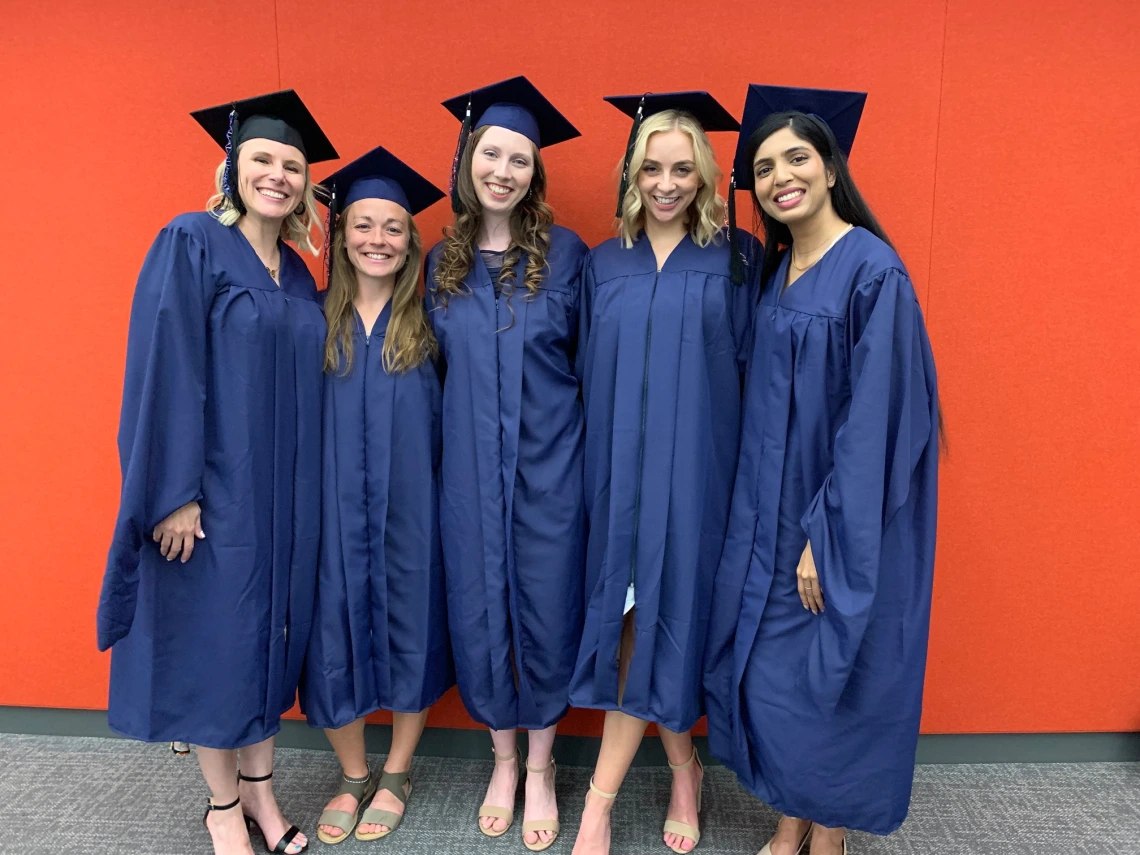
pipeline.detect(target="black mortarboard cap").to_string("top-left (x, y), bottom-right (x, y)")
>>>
top-left (604, 90), bottom-right (739, 220)
top-left (733, 84), bottom-right (867, 191)
top-left (315, 145), bottom-right (444, 281)
top-left (191, 89), bottom-right (338, 204)
top-left (441, 76), bottom-right (580, 212)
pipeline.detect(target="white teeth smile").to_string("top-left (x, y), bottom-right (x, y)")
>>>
top-left (486, 183), bottom-right (512, 196)
top-left (258, 189), bottom-right (287, 200)
top-left (776, 190), bottom-right (804, 203)
top-left (655, 196), bottom-right (678, 204)
top-left (364, 253), bottom-right (391, 261)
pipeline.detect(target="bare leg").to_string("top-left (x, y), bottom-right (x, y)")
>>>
top-left (480, 728), bottom-right (520, 834)
top-left (523, 723), bottom-right (559, 846)
top-left (572, 610), bottom-right (645, 855)
top-left (318, 717), bottom-right (369, 838)
top-left (357, 710), bottom-right (428, 835)
top-left (238, 737), bottom-right (308, 854)
top-left (660, 726), bottom-right (702, 852)
top-left (199, 747), bottom-right (254, 855)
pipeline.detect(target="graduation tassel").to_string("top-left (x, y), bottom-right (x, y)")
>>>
top-left (322, 187), bottom-right (337, 288)
top-left (728, 170), bottom-right (745, 286)
top-left (450, 96), bottom-right (472, 214)
top-left (614, 94), bottom-right (647, 220)
top-left (222, 106), bottom-right (237, 201)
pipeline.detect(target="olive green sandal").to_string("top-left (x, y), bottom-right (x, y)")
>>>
top-left (355, 769), bottom-right (412, 841)
top-left (316, 771), bottom-right (378, 845)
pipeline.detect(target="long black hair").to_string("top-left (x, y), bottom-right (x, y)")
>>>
top-left (745, 111), bottom-right (892, 291)
top-left (745, 111), bottom-right (948, 451)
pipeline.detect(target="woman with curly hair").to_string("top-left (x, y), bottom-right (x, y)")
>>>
top-left (426, 76), bottom-right (588, 853)
top-left (569, 93), bottom-right (759, 855)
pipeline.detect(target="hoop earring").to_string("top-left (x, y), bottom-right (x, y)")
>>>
top-left (294, 202), bottom-right (306, 217)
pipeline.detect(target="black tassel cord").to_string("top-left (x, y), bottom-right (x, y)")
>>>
top-left (450, 96), bottom-right (473, 214)
top-left (614, 95), bottom-right (647, 220)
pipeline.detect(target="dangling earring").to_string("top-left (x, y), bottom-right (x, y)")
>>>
top-left (294, 202), bottom-right (307, 217)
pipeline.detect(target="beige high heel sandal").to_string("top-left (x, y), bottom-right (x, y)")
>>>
top-left (477, 749), bottom-right (520, 837)
top-left (663, 747), bottom-right (704, 853)
top-left (521, 759), bottom-right (559, 852)
top-left (757, 819), bottom-right (812, 855)
top-left (588, 777), bottom-right (618, 802)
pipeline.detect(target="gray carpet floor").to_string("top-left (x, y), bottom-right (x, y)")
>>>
top-left (1, 735), bottom-right (1137, 854)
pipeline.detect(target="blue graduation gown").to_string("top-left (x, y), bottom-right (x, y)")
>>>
top-left (300, 303), bottom-right (454, 728)
top-left (569, 231), bottom-right (759, 732)
top-left (96, 212), bottom-right (325, 750)
top-left (704, 228), bottom-right (940, 834)
top-left (425, 225), bottom-right (588, 731)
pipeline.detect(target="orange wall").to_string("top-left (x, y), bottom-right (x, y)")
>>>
top-left (1, 0), bottom-right (1137, 735)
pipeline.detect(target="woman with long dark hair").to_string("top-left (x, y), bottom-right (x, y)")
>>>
top-left (704, 85), bottom-right (941, 855)
top-left (426, 76), bottom-right (589, 852)
top-left (97, 90), bottom-right (337, 855)
top-left (300, 147), bottom-right (453, 844)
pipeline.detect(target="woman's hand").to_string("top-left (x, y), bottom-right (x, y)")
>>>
top-left (152, 501), bottom-right (205, 563)
top-left (797, 540), bottom-right (824, 614)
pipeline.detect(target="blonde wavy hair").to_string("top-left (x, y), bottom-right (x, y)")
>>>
top-left (206, 143), bottom-right (324, 256)
top-left (431, 125), bottom-right (553, 313)
top-left (618, 110), bottom-right (725, 249)
top-left (322, 203), bottom-right (436, 375)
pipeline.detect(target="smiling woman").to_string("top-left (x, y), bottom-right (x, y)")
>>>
top-left (95, 89), bottom-right (338, 855)
top-left (704, 84), bottom-right (942, 855)
top-left (568, 91), bottom-right (759, 855)
top-left (424, 76), bottom-right (588, 853)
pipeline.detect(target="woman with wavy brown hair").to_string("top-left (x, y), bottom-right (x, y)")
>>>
top-left (426, 76), bottom-right (588, 852)
top-left (298, 146), bottom-right (453, 845)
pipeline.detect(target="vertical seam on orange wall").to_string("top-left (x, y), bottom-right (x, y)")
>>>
top-left (926, 0), bottom-right (951, 323)
top-left (272, 0), bottom-right (282, 86)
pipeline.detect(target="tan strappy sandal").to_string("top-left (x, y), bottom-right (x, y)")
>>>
top-left (757, 818), bottom-right (812, 855)
top-left (316, 770), bottom-right (378, 845)
top-left (478, 749), bottom-right (520, 837)
top-left (522, 758), bottom-right (559, 852)
top-left (587, 776), bottom-right (618, 802)
top-left (356, 769), bottom-right (412, 841)
top-left (663, 748), bottom-right (704, 853)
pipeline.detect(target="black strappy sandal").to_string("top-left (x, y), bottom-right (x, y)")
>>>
top-left (203, 794), bottom-right (241, 830)
top-left (239, 772), bottom-right (308, 854)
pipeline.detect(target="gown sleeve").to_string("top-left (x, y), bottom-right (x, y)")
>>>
top-left (573, 251), bottom-right (596, 386)
top-left (96, 224), bottom-right (213, 651)
top-left (800, 267), bottom-right (936, 712)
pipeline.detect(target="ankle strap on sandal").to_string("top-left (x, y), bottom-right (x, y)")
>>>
top-left (238, 772), bottom-right (273, 783)
top-left (525, 757), bottom-right (556, 774)
top-left (343, 771), bottom-right (371, 785)
top-left (668, 747), bottom-right (699, 772)
top-left (206, 796), bottom-right (241, 812)
top-left (588, 776), bottom-right (618, 800)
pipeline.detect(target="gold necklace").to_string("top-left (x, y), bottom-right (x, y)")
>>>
top-left (264, 250), bottom-right (280, 279)
top-left (791, 224), bottom-right (853, 271)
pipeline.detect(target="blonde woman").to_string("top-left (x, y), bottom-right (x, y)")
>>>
top-left (298, 146), bottom-right (453, 845)
top-left (569, 93), bottom-right (759, 855)
top-left (96, 90), bottom-right (337, 855)
top-left (427, 76), bottom-right (588, 852)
